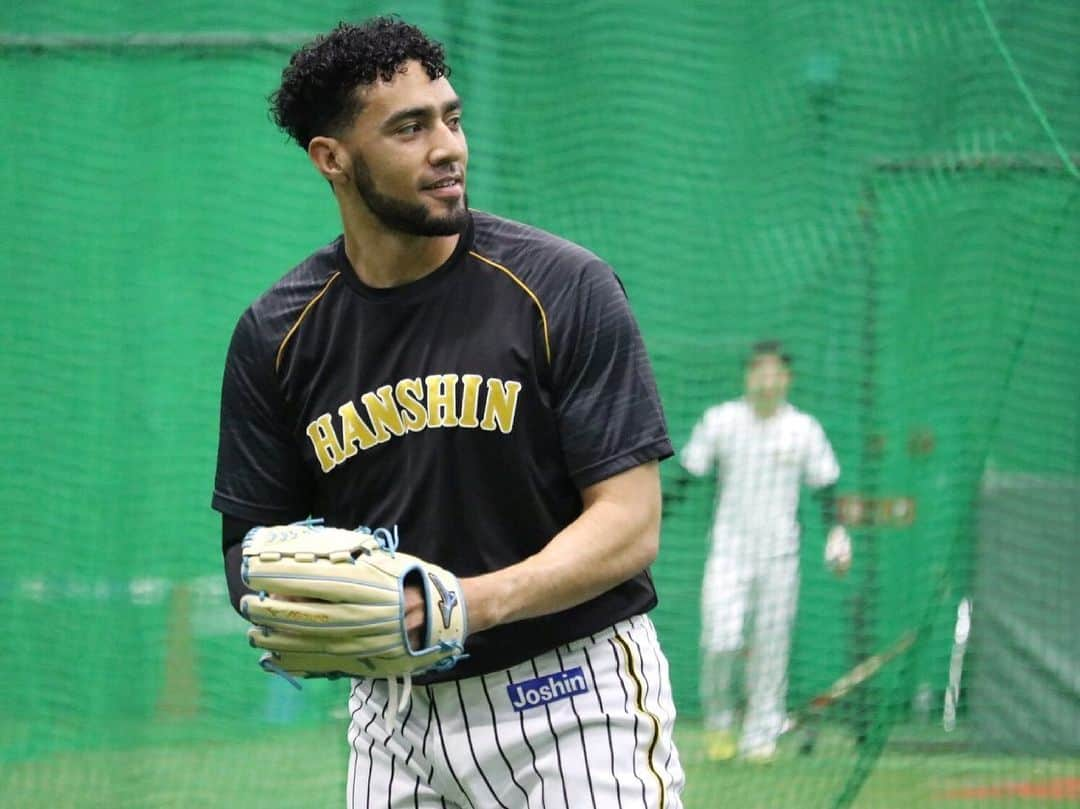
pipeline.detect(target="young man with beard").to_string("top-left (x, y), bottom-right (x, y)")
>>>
top-left (213, 17), bottom-right (684, 809)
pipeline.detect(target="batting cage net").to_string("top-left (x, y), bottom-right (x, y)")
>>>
top-left (2, 1), bottom-right (1078, 807)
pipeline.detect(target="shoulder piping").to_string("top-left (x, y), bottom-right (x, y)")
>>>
top-left (275, 272), bottom-right (342, 372)
top-left (468, 250), bottom-right (551, 364)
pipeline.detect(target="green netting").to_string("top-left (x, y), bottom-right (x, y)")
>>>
top-left (2, 1), bottom-right (1077, 807)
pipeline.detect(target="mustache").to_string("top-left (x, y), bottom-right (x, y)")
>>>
top-left (421, 166), bottom-right (465, 188)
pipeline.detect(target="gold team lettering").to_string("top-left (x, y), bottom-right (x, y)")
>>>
top-left (306, 374), bottom-right (523, 473)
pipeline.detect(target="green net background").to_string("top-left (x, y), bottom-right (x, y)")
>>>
top-left (2, 2), bottom-right (1077, 807)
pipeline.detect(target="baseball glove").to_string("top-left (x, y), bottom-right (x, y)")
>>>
top-left (239, 522), bottom-right (467, 683)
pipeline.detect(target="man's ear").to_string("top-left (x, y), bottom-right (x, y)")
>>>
top-left (308, 136), bottom-right (346, 183)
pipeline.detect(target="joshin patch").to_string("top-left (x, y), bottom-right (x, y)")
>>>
top-left (507, 667), bottom-right (589, 712)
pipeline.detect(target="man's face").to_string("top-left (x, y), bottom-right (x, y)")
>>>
top-left (745, 354), bottom-right (791, 410)
top-left (341, 60), bottom-right (469, 236)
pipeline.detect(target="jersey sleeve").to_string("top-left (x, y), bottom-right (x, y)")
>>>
top-left (803, 417), bottom-right (840, 488)
top-left (680, 409), bottom-right (719, 477)
top-left (549, 260), bottom-right (672, 489)
top-left (212, 308), bottom-right (313, 524)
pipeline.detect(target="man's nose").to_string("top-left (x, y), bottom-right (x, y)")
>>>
top-left (429, 121), bottom-right (465, 165)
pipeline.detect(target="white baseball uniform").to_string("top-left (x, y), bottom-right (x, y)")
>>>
top-left (347, 614), bottom-right (684, 809)
top-left (681, 399), bottom-right (839, 749)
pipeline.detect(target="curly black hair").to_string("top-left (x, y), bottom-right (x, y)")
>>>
top-left (270, 17), bottom-right (450, 149)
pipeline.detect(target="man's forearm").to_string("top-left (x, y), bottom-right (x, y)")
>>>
top-left (461, 461), bottom-right (661, 635)
top-left (814, 484), bottom-right (838, 527)
top-left (222, 515), bottom-right (257, 614)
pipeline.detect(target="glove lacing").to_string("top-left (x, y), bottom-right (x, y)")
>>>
top-left (369, 527), bottom-right (413, 731)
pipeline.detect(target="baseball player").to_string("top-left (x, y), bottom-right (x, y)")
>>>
top-left (213, 17), bottom-right (684, 809)
top-left (665, 340), bottom-right (851, 763)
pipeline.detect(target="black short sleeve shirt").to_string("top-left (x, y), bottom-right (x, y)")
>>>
top-left (213, 211), bottom-right (672, 679)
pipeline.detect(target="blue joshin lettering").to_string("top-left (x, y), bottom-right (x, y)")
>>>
top-left (507, 667), bottom-right (589, 711)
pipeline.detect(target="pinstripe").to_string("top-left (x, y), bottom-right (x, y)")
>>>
top-left (628, 630), bottom-right (653, 710)
top-left (364, 707), bottom-right (380, 809)
top-left (480, 673), bottom-right (531, 807)
top-left (422, 686), bottom-right (435, 759)
top-left (414, 775), bottom-right (421, 809)
top-left (653, 624), bottom-right (681, 790)
top-left (583, 645), bottom-right (624, 809)
top-left (399, 694), bottom-right (418, 768)
top-left (614, 631), bottom-right (666, 809)
top-left (388, 751), bottom-right (397, 809)
top-left (628, 629), bottom-right (662, 787)
top-left (372, 680), bottom-right (394, 807)
top-left (432, 691), bottom-right (475, 809)
top-left (508, 667), bottom-right (547, 809)
top-left (531, 658), bottom-right (571, 809)
top-left (641, 622), bottom-right (677, 775)
top-left (609, 637), bottom-right (647, 806)
top-left (347, 683), bottom-right (361, 809)
top-left (554, 647), bottom-right (597, 809)
top-left (454, 679), bottom-right (511, 809)
top-left (379, 683), bottom-right (391, 723)
top-left (349, 679), bottom-right (378, 809)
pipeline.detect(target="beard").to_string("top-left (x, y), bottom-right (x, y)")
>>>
top-left (351, 153), bottom-right (469, 237)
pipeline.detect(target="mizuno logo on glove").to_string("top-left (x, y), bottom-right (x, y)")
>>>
top-left (428, 572), bottom-right (459, 630)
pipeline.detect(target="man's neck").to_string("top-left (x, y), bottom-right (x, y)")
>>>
top-left (340, 206), bottom-right (460, 288)
top-left (750, 400), bottom-right (784, 419)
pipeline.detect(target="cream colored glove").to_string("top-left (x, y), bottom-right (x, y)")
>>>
top-left (240, 523), bottom-right (467, 681)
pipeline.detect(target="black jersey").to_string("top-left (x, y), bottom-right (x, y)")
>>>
top-left (213, 210), bottom-right (672, 681)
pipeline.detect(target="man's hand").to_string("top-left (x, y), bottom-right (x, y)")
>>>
top-left (825, 525), bottom-right (852, 577)
top-left (403, 584), bottom-right (426, 649)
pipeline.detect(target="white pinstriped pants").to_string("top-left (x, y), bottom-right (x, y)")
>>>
top-left (347, 614), bottom-right (684, 809)
top-left (700, 549), bottom-right (799, 750)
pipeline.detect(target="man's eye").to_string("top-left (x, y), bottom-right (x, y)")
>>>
top-left (446, 115), bottom-right (462, 130)
top-left (398, 123), bottom-right (422, 135)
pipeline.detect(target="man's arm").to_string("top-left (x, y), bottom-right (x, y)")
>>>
top-left (443, 461), bottom-right (661, 637)
top-left (664, 407), bottom-right (720, 516)
top-left (222, 515), bottom-right (257, 613)
top-left (661, 464), bottom-right (695, 515)
top-left (802, 418), bottom-right (852, 576)
top-left (226, 463), bottom-right (661, 641)
top-left (813, 483), bottom-right (837, 526)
